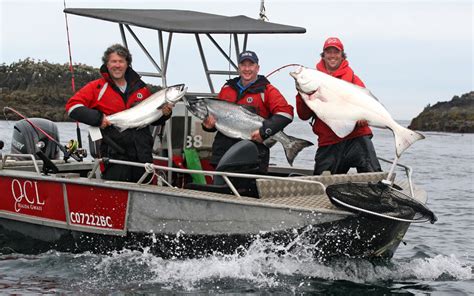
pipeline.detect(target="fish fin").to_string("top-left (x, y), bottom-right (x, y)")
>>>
top-left (280, 134), bottom-right (313, 166)
top-left (300, 91), bottom-right (324, 102)
top-left (393, 126), bottom-right (425, 157)
top-left (323, 118), bottom-right (357, 138)
top-left (351, 84), bottom-right (381, 102)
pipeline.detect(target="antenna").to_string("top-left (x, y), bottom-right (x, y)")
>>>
top-left (259, 0), bottom-right (268, 21)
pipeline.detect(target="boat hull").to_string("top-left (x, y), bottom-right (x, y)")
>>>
top-left (0, 210), bottom-right (410, 260)
top-left (0, 168), bottom-right (417, 260)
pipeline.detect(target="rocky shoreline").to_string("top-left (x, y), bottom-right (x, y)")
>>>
top-left (0, 59), bottom-right (161, 122)
top-left (2, 59), bottom-right (473, 133)
top-left (408, 92), bottom-right (474, 133)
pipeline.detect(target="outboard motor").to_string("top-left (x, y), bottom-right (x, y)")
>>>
top-left (10, 118), bottom-right (60, 160)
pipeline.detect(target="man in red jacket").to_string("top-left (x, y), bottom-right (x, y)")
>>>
top-left (202, 50), bottom-right (294, 172)
top-left (66, 44), bottom-right (172, 182)
top-left (296, 37), bottom-right (381, 175)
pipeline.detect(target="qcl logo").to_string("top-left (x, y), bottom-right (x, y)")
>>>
top-left (11, 179), bottom-right (45, 212)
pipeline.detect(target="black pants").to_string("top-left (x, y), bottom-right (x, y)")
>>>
top-left (314, 135), bottom-right (382, 175)
top-left (100, 126), bottom-right (154, 183)
top-left (102, 163), bottom-right (148, 183)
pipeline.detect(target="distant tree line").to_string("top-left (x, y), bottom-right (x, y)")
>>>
top-left (0, 59), bottom-right (161, 122)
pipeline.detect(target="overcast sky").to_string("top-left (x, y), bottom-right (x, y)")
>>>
top-left (1, 0), bottom-right (472, 119)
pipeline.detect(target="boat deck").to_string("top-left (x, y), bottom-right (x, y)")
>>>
top-left (112, 171), bottom-right (411, 213)
top-left (1, 158), bottom-right (425, 213)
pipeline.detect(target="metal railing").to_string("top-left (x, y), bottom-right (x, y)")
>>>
top-left (2, 153), bottom-right (41, 174)
top-left (378, 156), bottom-right (414, 198)
top-left (1, 153), bottom-right (415, 200)
top-left (88, 158), bottom-right (326, 198)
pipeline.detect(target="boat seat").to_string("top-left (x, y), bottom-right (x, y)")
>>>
top-left (183, 140), bottom-right (261, 198)
top-left (256, 171), bottom-right (390, 199)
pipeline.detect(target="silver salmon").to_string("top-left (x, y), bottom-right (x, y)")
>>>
top-left (183, 97), bottom-right (313, 166)
top-left (107, 84), bottom-right (187, 131)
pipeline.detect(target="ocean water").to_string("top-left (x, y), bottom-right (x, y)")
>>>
top-left (0, 120), bottom-right (473, 294)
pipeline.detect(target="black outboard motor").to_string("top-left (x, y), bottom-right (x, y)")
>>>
top-left (10, 118), bottom-right (60, 160)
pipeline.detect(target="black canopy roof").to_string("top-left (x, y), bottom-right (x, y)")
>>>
top-left (64, 8), bottom-right (306, 34)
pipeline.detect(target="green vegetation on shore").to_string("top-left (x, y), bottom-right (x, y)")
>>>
top-left (409, 92), bottom-right (474, 133)
top-left (0, 59), bottom-right (161, 122)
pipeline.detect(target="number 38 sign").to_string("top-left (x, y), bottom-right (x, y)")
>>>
top-left (186, 135), bottom-right (202, 148)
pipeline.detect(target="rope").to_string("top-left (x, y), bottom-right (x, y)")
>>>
top-left (144, 162), bottom-right (155, 174)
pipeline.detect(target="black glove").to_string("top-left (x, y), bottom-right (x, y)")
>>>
top-left (69, 106), bottom-right (103, 127)
top-left (259, 114), bottom-right (292, 140)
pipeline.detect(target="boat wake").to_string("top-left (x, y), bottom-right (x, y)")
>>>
top-left (0, 237), bottom-right (472, 294)
top-left (66, 238), bottom-right (472, 293)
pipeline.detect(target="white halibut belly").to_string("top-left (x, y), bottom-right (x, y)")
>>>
top-left (291, 66), bottom-right (425, 156)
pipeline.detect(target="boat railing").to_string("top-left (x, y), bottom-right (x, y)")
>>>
top-left (378, 156), bottom-right (415, 198)
top-left (1, 153), bottom-right (413, 199)
top-left (2, 153), bottom-right (41, 174)
top-left (89, 158), bottom-right (326, 198)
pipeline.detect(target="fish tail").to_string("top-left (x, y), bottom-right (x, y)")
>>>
top-left (115, 125), bottom-right (128, 132)
top-left (393, 126), bottom-right (425, 157)
top-left (281, 135), bottom-right (314, 166)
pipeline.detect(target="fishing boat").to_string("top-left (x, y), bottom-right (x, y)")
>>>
top-left (0, 8), bottom-right (435, 260)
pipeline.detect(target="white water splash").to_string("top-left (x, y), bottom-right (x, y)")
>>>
top-left (84, 240), bottom-right (472, 292)
top-left (397, 254), bottom-right (472, 281)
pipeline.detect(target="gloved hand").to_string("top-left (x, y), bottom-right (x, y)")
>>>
top-left (356, 120), bottom-right (368, 127)
top-left (202, 115), bottom-right (216, 129)
top-left (160, 103), bottom-right (173, 116)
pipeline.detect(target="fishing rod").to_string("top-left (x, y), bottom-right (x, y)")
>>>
top-left (63, 0), bottom-right (83, 150)
top-left (3, 107), bottom-right (83, 162)
top-left (265, 63), bottom-right (303, 78)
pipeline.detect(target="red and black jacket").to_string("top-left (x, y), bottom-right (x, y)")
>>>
top-left (66, 65), bottom-right (152, 125)
top-left (296, 60), bottom-right (372, 147)
top-left (207, 75), bottom-right (294, 165)
top-left (65, 66), bottom-right (167, 163)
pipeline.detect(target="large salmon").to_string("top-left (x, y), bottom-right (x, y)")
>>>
top-left (107, 84), bottom-right (187, 131)
top-left (183, 97), bottom-right (313, 166)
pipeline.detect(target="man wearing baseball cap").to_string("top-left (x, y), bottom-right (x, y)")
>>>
top-left (202, 50), bottom-right (294, 173)
top-left (295, 37), bottom-right (382, 175)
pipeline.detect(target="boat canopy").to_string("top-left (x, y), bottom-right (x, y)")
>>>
top-left (64, 8), bottom-right (306, 95)
top-left (63, 8), bottom-right (306, 34)
top-left (64, 8), bottom-right (307, 178)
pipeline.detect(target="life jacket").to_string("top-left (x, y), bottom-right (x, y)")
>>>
top-left (218, 75), bottom-right (293, 119)
top-left (66, 66), bottom-right (154, 163)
